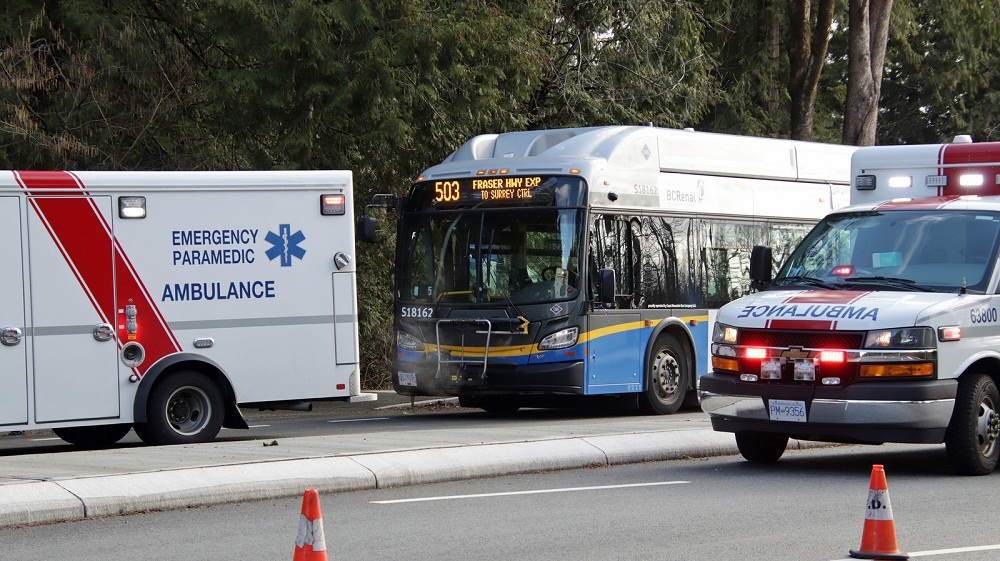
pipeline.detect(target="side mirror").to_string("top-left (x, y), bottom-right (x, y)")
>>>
top-left (750, 245), bottom-right (773, 289)
top-left (357, 216), bottom-right (378, 243)
top-left (598, 269), bottom-right (615, 304)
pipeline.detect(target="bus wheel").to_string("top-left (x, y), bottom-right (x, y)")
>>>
top-left (135, 371), bottom-right (224, 446)
top-left (640, 334), bottom-right (689, 414)
top-left (52, 424), bottom-right (132, 448)
top-left (945, 372), bottom-right (1000, 475)
top-left (736, 431), bottom-right (788, 463)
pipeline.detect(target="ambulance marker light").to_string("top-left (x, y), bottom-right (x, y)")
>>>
top-left (118, 196), bottom-right (146, 219)
top-left (939, 326), bottom-right (962, 341)
top-left (321, 194), bottom-right (346, 215)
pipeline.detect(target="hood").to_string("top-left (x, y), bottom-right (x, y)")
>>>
top-left (718, 289), bottom-right (981, 331)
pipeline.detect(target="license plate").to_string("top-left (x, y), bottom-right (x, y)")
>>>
top-left (768, 399), bottom-right (807, 422)
top-left (397, 372), bottom-right (418, 387)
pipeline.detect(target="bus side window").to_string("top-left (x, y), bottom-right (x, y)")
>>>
top-left (590, 215), bottom-right (639, 308)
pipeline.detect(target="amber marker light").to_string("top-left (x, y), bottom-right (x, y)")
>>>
top-left (860, 363), bottom-right (934, 378)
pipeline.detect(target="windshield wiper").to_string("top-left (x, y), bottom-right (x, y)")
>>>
top-left (771, 275), bottom-right (841, 290)
top-left (843, 276), bottom-right (935, 292)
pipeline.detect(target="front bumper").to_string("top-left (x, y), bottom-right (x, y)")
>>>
top-left (699, 372), bottom-right (957, 444)
top-left (392, 359), bottom-right (586, 397)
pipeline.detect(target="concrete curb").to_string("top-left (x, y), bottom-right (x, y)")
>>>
top-left (0, 429), bottom-right (829, 528)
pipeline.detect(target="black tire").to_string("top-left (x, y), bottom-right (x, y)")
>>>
top-left (639, 334), bottom-right (689, 414)
top-left (736, 431), bottom-right (789, 463)
top-left (134, 371), bottom-right (224, 446)
top-left (52, 424), bottom-right (132, 448)
top-left (945, 373), bottom-right (1000, 475)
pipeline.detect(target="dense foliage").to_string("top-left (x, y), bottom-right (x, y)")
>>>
top-left (3, 0), bottom-right (998, 386)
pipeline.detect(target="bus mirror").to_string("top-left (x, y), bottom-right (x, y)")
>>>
top-left (598, 269), bottom-right (616, 304)
top-left (750, 245), bottom-right (772, 289)
top-left (357, 216), bottom-right (378, 243)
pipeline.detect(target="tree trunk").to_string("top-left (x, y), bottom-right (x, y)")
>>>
top-left (842, 0), bottom-right (894, 146)
top-left (787, 0), bottom-right (835, 141)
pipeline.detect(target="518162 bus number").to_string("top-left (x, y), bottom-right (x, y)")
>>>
top-left (401, 306), bottom-right (434, 318)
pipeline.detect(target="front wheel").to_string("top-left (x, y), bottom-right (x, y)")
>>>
top-left (52, 424), bottom-right (132, 448)
top-left (134, 371), bottom-right (224, 445)
top-left (945, 373), bottom-right (1000, 475)
top-left (736, 431), bottom-right (788, 463)
top-left (639, 334), bottom-right (689, 414)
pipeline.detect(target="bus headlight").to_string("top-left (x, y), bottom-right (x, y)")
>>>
top-left (538, 327), bottom-right (579, 350)
top-left (864, 327), bottom-right (934, 349)
top-left (397, 330), bottom-right (425, 351)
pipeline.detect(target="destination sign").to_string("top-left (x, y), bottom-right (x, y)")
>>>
top-left (406, 175), bottom-right (587, 211)
top-left (433, 176), bottom-right (543, 204)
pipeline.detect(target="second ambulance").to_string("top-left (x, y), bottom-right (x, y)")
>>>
top-left (700, 138), bottom-right (1000, 475)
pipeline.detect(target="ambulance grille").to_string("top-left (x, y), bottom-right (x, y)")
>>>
top-left (738, 329), bottom-right (864, 351)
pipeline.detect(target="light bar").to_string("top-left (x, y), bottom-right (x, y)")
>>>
top-left (925, 175), bottom-right (948, 187)
top-left (960, 174), bottom-right (984, 187)
top-left (888, 176), bottom-right (912, 188)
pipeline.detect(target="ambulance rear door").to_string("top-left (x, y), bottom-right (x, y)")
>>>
top-left (0, 196), bottom-right (28, 425)
top-left (27, 196), bottom-right (121, 422)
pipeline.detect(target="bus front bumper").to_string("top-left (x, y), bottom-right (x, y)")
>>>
top-left (698, 372), bottom-right (957, 445)
top-left (392, 359), bottom-right (585, 397)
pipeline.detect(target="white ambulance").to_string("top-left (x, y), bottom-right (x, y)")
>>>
top-left (1, 170), bottom-right (368, 446)
top-left (700, 138), bottom-right (1000, 475)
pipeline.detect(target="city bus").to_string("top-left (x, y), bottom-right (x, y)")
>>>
top-left (369, 126), bottom-right (855, 413)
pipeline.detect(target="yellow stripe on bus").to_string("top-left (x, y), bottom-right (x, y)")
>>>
top-left (423, 314), bottom-right (708, 358)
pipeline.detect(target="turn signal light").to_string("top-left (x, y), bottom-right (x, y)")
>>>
top-left (712, 356), bottom-right (740, 372)
top-left (860, 363), bottom-right (934, 378)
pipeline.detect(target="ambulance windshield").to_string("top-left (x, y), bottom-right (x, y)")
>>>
top-left (776, 210), bottom-right (1000, 294)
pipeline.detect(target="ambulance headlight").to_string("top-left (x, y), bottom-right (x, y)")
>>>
top-left (396, 330), bottom-right (424, 351)
top-left (538, 327), bottom-right (578, 350)
top-left (119, 196), bottom-right (146, 219)
top-left (713, 322), bottom-right (738, 344)
top-left (864, 327), bottom-right (934, 349)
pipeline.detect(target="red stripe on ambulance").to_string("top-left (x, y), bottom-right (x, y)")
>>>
top-left (14, 170), bottom-right (180, 378)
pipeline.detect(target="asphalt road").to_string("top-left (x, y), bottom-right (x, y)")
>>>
top-left (3, 443), bottom-right (998, 561)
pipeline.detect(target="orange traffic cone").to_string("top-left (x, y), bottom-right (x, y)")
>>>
top-left (849, 465), bottom-right (909, 560)
top-left (294, 489), bottom-right (328, 561)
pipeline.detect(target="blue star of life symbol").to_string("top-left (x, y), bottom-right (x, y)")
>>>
top-left (265, 224), bottom-right (306, 267)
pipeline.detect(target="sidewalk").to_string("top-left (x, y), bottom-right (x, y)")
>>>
top-left (0, 396), bottom-right (814, 529)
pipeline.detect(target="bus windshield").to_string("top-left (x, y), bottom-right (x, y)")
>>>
top-left (398, 207), bottom-right (583, 304)
top-left (776, 209), bottom-right (1000, 293)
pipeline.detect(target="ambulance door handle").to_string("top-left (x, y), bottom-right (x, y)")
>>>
top-left (1, 327), bottom-right (21, 346)
top-left (93, 323), bottom-right (114, 342)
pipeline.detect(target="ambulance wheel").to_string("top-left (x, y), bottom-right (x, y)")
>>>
top-left (736, 431), bottom-right (788, 463)
top-left (135, 371), bottom-right (224, 445)
top-left (639, 334), bottom-right (689, 414)
top-left (52, 424), bottom-right (132, 448)
top-left (945, 372), bottom-right (1000, 475)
